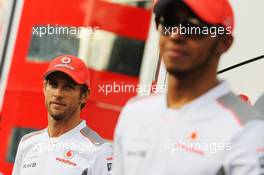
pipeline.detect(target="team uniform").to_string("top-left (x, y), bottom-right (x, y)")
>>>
top-left (113, 81), bottom-right (264, 175)
top-left (255, 94), bottom-right (264, 115)
top-left (12, 120), bottom-right (112, 175)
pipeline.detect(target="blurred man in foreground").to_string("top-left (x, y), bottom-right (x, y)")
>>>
top-left (113, 0), bottom-right (264, 174)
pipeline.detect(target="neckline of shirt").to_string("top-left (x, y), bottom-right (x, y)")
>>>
top-left (44, 120), bottom-right (87, 142)
top-left (163, 81), bottom-right (231, 115)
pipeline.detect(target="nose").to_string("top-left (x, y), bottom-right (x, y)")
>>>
top-left (53, 87), bottom-right (64, 99)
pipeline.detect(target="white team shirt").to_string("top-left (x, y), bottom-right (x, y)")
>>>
top-left (113, 81), bottom-right (264, 175)
top-left (12, 120), bottom-right (112, 175)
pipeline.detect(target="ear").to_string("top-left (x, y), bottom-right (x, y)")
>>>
top-left (218, 35), bottom-right (233, 55)
top-left (80, 90), bottom-right (89, 104)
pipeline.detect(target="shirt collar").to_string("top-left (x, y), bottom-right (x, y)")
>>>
top-left (165, 80), bottom-right (231, 111)
top-left (45, 120), bottom-right (87, 142)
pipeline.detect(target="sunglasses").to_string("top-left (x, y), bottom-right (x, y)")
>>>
top-left (157, 16), bottom-right (224, 38)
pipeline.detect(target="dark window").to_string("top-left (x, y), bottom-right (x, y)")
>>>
top-left (27, 27), bottom-right (145, 77)
top-left (27, 25), bottom-right (80, 62)
top-left (85, 30), bottom-right (145, 77)
top-left (107, 36), bottom-right (145, 76)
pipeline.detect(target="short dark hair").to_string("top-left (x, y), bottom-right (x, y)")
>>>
top-left (80, 85), bottom-right (90, 109)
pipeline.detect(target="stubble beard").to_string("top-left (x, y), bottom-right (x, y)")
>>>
top-left (166, 57), bottom-right (211, 82)
top-left (48, 105), bottom-right (78, 122)
top-left (166, 40), bottom-right (220, 81)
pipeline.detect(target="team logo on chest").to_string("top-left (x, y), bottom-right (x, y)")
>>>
top-left (64, 149), bottom-right (74, 159)
top-left (56, 150), bottom-right (76, 166)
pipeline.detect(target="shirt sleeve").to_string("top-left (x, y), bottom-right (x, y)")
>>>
top-left (12, 140), bottom-right (23, 175)
top-left (222, 121), bottom-right (264, 175)
top-left (90, 143), bottom-right (113, 175)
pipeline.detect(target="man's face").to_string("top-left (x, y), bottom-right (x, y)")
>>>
top-left (158, 3), bottom-right (224, 76)
top-left (43, 72), bottom-right (85, 121)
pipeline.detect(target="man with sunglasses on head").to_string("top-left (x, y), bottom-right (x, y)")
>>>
top-left (112, 0), bottom-right (264, 174)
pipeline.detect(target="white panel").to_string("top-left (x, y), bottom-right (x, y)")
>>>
top-left (0, 0), bottom-right (24, 110)
top-left (219, 0), bottom-right (264, 103)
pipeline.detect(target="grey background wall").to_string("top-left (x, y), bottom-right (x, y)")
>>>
top-left (219, 0), bottom-right (264, 103)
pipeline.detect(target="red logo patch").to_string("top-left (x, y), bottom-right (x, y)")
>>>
top-left (190, 132), bottom-right (197, 141)
top-left (64, 150), bottom-right (74, 159)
